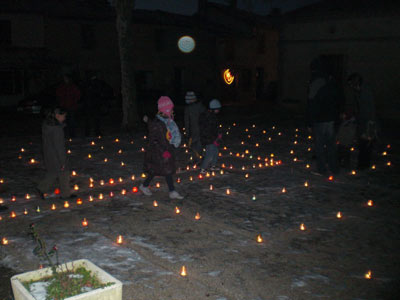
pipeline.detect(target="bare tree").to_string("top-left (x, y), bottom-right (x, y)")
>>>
top-left (114, 0), bottom-right (139, 129)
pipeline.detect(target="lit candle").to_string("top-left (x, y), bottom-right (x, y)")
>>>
top-left (156, 182), bottom-right (160, 188)
top-left (72, 170), bottom-right (77, 176)
top-left (132, 187), bottom-right (138, 193)
top-left (336, 211), bottom-right (342, 219)
top-left (82, 218), bottom-right (88, 227)
top-left (51, 204), bottom-right (56, 210)
top-left (25, 194), bottom-right (30, 200)
top-left (121, 189), bottom-right (127, 195)
top-left (11, 196), bottom-right (16, 201)
top-left (195, 212), bottom-right (201, 220)
top-left (351, 170), bottom-right (356, 175)
top-left (64, 201), bottom-right (69, 208)
top-left (209, 184), bottom-right (213, 191)
top-left (88, 154), bottom-right (92, 159)
top-left (1, 237), bottom-right (8, 245)
top-left (300, 223), bottom-right (306, 231)
top-left (364, 270), bottom-right (372, 279)
top-left (99, 193), bottom-right (104, 200)
top-left (304, 181), bottom-right (309, 187)
top-left (117, 235), bottom-right (123, 244)
top-left (131, 175), bottom-right (135, 181)
top-left (153, 200), bottom-right (158, 207)
top-left (77, 198), bottom-right (83, 205)
top-left (226, 189), bottom-right (230, 195)
top-left (256, 234), bottom-right (263, 243)
top-left (367, 200), bottom-right (373, 206)
top-left (89, 195), bottom-right (94, 202)
top-left (74, 184), bottom-right (79, 191)
top-left (24, 208), bottom-right (28, 215)
top-left (109, 178), bottom-right (114, 184)
top-left (180, 266), bottom-right (187, 277)
top-left (11, 211), bottom-right (16, 218)
top-left (282, 187), bottom-right (286, 193)
top-left (175, 206), bottom-right (180, 214)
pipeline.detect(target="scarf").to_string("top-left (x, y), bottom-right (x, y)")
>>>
top-left (156, 114), bottom-right (181, 148)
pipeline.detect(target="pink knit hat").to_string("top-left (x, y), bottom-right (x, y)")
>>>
top-left (157, 96), bottom-right (174, 117)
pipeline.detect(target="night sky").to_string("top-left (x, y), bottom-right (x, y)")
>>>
top-left (133, 0), bottom-right (323, 15)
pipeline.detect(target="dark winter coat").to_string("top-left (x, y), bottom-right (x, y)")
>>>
top-left (144, 117), bottom-right (176, 176)
top-left (184, 101), bottom-right (206, 139)
top-left (355, 82), bottom-right (376, 136)
top-left (42, 120), bottom-right (67, 173)
top-left (199, 111), bottom-right (218, 146)
top-left (306, 74), bottom-right (340, 126)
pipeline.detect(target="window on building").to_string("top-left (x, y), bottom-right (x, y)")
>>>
top-left (0, 20), bottom-right (12, 45)
top-left (81, 24), bottom-right (96, 50)
top-left (0, 69), bottom-right (23, 95)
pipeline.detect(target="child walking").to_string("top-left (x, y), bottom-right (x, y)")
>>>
top-left (199, 99), bottom-right (222, 174)
top-left (140, 96), bottom-right (184, 199)
top-left (36, 108), bottom-right (76, 200)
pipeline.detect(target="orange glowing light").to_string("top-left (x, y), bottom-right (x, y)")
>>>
top-left (180, 266), bottom-right (187, 277)
top-left (30, 158), bottom-right (36, 164)
top-left (121, 189), bottom-right (127, 195)
top-left (89, 182), bottom-right (94, 188)
top-left (54, 188), bottom-right (60, 195)
top-left (282, 187), bottom-right (286, 193)
top-left (351, 170), bottom-right (356, 175)
top-left (51, 204), bottom-right (56, 210)
top-left (89, 195), bottom-right (94, 202)
top-left (367, 200), bottom-right (373, 206)
top-left (195, 212), bottom-right (201, 220)
top-left (226, 189), bottom-right (231, 195)
top-left (141, 173), bottom-right (146, 178)
top-left (153, 200), bottom-right (158, 207)
top-left (104, 158), bottom-right (108, 162)
top-left (109, 178), bottom-right (114, 184)
top-left (300, 223), bottom-right (306, 231)
top-left (304, 181), bottom-right (309, 187)
top-left (132, 186), bottom-right (138, 193)
top-left (156, 182), bottom-right (160, 188)
top-left (245, 173), bottom-right (249, 178)
top-left (72, 170), bottom-right (77, 176)
top-left (118, 177), bottom-right (123, 183)
top-left (387, 161), bottom-right (391, 166)
top-left (25, 194), bottom-right (30, 200)
top-left (175, 206), bottom-right (181, 214)
top-left (223, 69), bottom-right (235, 85)
top-left (177, 177), bottom-right (181, 183)
top-left (328, 176), bottom-right (333, 181)
top-left (364, 270), bottom-right (372, 279)
top-left (100, 180), bottom-right (105, 186)
top-left (82, 218), bottom-right (88, 227)
top-left (256, 234), bottom-right (263, 243)
top-left (88, 154), bottom-right (92, 159)
top-left (371, 165), bottom-right (376, 170)
top-left (11, 211), bottom-right (16, 218)
top-left (77, 198), bottom-right (83, 205)
top-left (24, 208), bottom-right (28, 215)
top-left (74, 184), bottom-right (79, 191)
top-left (99, 193), bottom-right (104, 200)
top-left (336, 211), bottom-right (342, 219)
top-left (64, 201), bottom-right (69, 208)
top-left (115, 138), bottom-right (120, 143)
top-left (117, 235), bottom-right (123, 244)
top-left (209, 184), bottom-right (214, 191)
top-left (2, 237), bottom-right (8, 245)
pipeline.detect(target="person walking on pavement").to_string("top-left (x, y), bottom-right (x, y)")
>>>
top-left (36, 108), bottom-right (76, 200)
top-left (139, 96), bottom-right (184, 200)
top-left (184, 91), bottom-right (206, 164)
top-left (347, 73), bottom-right (377, 170)
top-left (199, 99), bottom-right (222, 174)
top-left (56, 74), bottom-right (81, 138)
top-left (306, 57), bottom-right (340, 176)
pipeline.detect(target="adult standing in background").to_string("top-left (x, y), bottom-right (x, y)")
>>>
top-left (306, 57), bottom-right (340, 176)
top-left (347, 73), bottom-right (377, 170)
top-left (56, 74), bottom-right (81, 138)
top-left (184, 91), bottom-right (206, 164)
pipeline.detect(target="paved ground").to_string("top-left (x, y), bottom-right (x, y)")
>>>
top-left (1, 107), bottom-right (399, 300)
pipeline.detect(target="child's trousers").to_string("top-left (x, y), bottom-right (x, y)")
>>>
top-left (201, 144), bottom-right (218, 170)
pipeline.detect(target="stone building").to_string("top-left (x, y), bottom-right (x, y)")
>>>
top-left (279, 0), bottom-right (400, 120)
top-left (0, 0), bottom-right (279, 111)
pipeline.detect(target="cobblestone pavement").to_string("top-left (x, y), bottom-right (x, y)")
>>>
top-left (1, 110), bottom-right (399, 300)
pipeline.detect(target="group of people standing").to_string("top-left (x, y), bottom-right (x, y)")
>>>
top-left (306, 56), bottom-right (377, 176)
top-left (35, 91), bottom-right (222, 202)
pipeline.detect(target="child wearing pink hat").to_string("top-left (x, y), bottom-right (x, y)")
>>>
top-left (140, 96), bottom-right (184, 199)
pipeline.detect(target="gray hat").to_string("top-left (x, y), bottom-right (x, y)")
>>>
top-left (209, 99), bottom-right (221, 110)
top-left (185, 91), bottom-right (197, 104)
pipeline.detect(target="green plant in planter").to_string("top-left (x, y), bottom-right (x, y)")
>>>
top-left (27, 224), bottom-right (113, 300)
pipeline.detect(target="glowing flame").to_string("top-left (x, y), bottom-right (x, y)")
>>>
top-left (121, 189), bottom-right (127, 195)
top-left (336, 211), bottom-right (342, 219)
top-left (300, 223), bottom-right (306, 231)
top-left (99, 193), bottom-right (104, 200)
top-left (223, 69), bottom-right (234, 85)
top-left (304, 181), bottom-right (309, 187)
top-left (195, 212), bottom-right (201, 220)
top-left (74, 184), bottom-right (79, 191)
top-left (132, 187), bottom-right (138, 193)
top-left (364, 270), bottom-right (372, 279)
top-left (51, 204), bottom-right (56, 210)
top-left (226, 189), bottom-right (231, 195)
top-left (109, 178), bottom-right (114, 184)
top-left (351, 170), bottom-right (356, 175)
top-left (100, 180), bottom-right (105, 186)
top-left (282, 187), bottom-right (286, 193)
top-left (117, 235), bottom-right (123, 244)
top-left (180, 266), bottom-right (187, 276)
top-left (367, 200), bottom-right (373, 206)
top-left (256, 234), bottom-right (263, 243)
top-left (88, 154), bottom-right (92, 159)
top-left (2, 237), bottom-right (8, 245)
top-left (25, 194), bottom-right (30, 200)
top-left (89, 195), bottom-right (94, 202)
top-left (328, 176), bottom-right (333, 181)
top-left (82, 218), bottom-right (88, 227)
top-left (11, 211), bottom-right (16, 218)
top-left (175, 206), bottom-right (181, 214)
top-left (209, 184), bottom-right (214, 191)
top-left (64, 201), bottom-right (69, 208)
top-left (72, 170), bottom-right (77, 176)
top-left (153, 200), bottom-right (158, 207)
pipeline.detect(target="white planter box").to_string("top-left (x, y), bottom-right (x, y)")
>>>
top-left (11, 259), bottom-right (122, 300)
